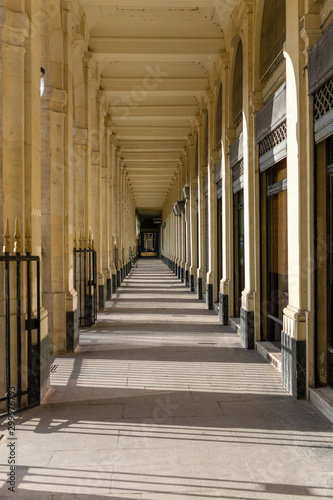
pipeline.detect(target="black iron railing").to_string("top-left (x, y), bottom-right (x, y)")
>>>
top-left (74, 233), bottom-right (97, 327)
top-left (0, 219), bottom-right (41, 416)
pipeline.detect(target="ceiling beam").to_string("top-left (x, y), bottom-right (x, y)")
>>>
top-left (110, 105), bottom-right (198, 118)
top-left (120, 140), bottom-right (186, 150)
top-left (90, 37), bottom-right (224, 55)
top-left (102, 76), bottom-right (209, 91)
top-left (115, 126), bottom-right (190, 138)
top-left (123, 151), bottom-right (180, 160)
top-left (82, 0), bottom-right (217, 6)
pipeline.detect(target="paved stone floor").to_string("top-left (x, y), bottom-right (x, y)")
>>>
top-left (1, 259), bottom-right (333, 499)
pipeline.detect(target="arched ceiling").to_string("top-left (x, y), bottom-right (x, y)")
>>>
top-left (79, 0), bottom-right (237, 216)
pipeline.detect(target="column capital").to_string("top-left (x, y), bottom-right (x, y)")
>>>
top-left (204, 89), bottom-right (214, 105)
top-left (299, 14), bottom-right (322, 55)
top-left (187, 135), bottom-right (194, 147)
top-left (74, 127), bottom-right (88, 147)
top-left (0, 8), bottom-right (29, 47)
top-left (210, 149), bottom-right (221, 165)
top-left (225, 127), bottom-right (237, 148)
top-left (195, 114), bottom-right (203, 128)
top-left (249, 91), bottom-right (263, 115)
top-left (42, 87), bottom-right (68, 113)
top-left (110, 134), bottom-right (118, 146)
top-left (84, 50), bottom-right (94, 68)
top-left (105, 115), bottom-right (113, 130)
top-left (96, 89), bottom-right (106, 105)
top-left (91, 151), bottom-right (100, 166)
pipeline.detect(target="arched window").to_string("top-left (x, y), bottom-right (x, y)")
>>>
top-left (260, 0), bottom-right (286, 81)
top-left (215, 83), bottom-right (222, 148)
top-left (232, 41), bottom-right (243, 124)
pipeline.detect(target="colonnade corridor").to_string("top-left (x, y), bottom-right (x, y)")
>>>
top-left (0, 259), bottom-right (333, 499)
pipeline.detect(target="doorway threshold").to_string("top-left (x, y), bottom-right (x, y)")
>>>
top-left (229, 317), bottom-right (240, 335)
top-left (309, 386), bottom-right (333, 424)
top-left (256, 341), bottom-right (282, 371)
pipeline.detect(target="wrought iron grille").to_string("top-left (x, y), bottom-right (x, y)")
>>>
top-left (0, 219), bottom-right (41, 416)
top-left (314, 77), bottom-right (333, 122)
top-left (232, 160), bottom-right (244, 183)
top-left (258, 121), bottom-right (287, 157)
top-left (73, 234), bottom-right (97, 327)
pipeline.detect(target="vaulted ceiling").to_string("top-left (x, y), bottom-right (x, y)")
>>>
top-left (79, 0), bottom-right (237, 216)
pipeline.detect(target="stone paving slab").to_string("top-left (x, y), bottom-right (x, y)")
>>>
top-left (0, 259), bottom-right (333, 499)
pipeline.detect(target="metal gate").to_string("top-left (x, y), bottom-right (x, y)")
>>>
top-left (0, 220), bottom-right (41, 416)
top-left (74, 234), bottom-right (97, 327)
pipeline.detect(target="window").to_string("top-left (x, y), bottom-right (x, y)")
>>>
top-left (215, 83), bottom-right (222, 148)
top-left (232, 41), bottom-right (243, 124)
top-left (261, 158), bottom-right (288, 343)
top-left (260, 0), bottom-right (286, 81)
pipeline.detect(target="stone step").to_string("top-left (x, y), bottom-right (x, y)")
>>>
top-left (256, 341), bottom-right (282, 372)
top-left (309, 386), bottom-right (333, 424)
top-left (229, 317), bottom-right (240, 335)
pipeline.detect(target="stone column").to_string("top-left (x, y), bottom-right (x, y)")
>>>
top-left (281, 0), bottom-right (311, 398)
top-left (188, 135), bottom-right (197, 292)
top-left (119, 164), bottom-right (123, 280)
top-left (104, 116), bottom-right (112, 300)
top-left (110, 135), bottom-right (117, 293)
top-left (184, 143), bottom-right (191, 287)
top-left (96, 91), bottom-right (106, 311)
top-left (215, 57), bottom-right (230, 325)
top-left (179, 160), bottom-right (185, 282)
top-left (24, 0), bottom-right (50, 397)
top-left (41, 87), bottom-right (68, 355)
top-left (114, 148), bottom-right (121, 287)
top-left (0, 5), bottom-right (28, 241)
top-left (74, 128), bottom-right (88, 235)
top-left (197, 114), bottom-right (207, 300)
top-left (206, 91), bottom-right (215, 310)
top-left (62, 0), bottom-right (79, 352)
top-left (240, 7), bottom-right (256, 350)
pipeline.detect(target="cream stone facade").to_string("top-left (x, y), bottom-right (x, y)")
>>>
top-left (1, 0), bottom-right (333, 415)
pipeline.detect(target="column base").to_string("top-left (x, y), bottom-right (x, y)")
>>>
top-left (281, 331), bottom-right (306, 399)
top-left (99, 284), bottom-right (105, 311)
top-left (180, 267), bottom-right (184, 282)
top-left (240, 307), bottom-right (254, 349)
top-left (40, 333), bottom-right (50, 401)
top-left (219, 293), bottom-right (229, 325)
top-left (112, 273), bottom-right (117, 293)
top-left (66, 308), bottom-right (79, 353)
top-left (190, 274), bottom-right (194, 292)
top-left (185, 270), bottom-right (189, 287)
top-left (206, 283), bottom-right (213, 310)
top-left (117, 270), bottom-right (121, 287)
top-left (197, 277), bottom-right (203, 299)
top-left (329, 350), bottom-right (333, 386)
top-left (177, 265), bottom-right (181, 279)
top-left (107, 278), bottom-right (112, 300)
